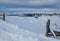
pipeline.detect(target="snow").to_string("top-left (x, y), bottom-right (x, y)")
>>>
top-left (5, 16), bottom-right (47, 34)
top-left (0, 20), bottom-right (40, 41)
top-left (0, 20), bottom-right (59, 41)
top-left (0, 13), bottom-right (60, 41)
top-left (46, 16), bottom-right (60, 32)
top-left (50, 29), bottom-right (56, 38)
top-left (5, 16), bottom-right (60, 34)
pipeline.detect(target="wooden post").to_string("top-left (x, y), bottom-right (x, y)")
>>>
top-left (45, 19), bottom-right (56, 38)
top-left (46, 19), bottom-right (51, 36)
top-left (3, 13), bottom-right (5, 21)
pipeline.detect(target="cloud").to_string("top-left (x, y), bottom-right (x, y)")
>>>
top-left (26, 0), bottom-right (58, 6)
top-left (0, 0), bottom-right (59, 6)
top-left (0, 0), bottom-right (60, 9)
top-left (0, 8), bottom-right (60, 14)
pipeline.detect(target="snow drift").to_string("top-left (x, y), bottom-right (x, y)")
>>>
top-left (0, 20), bottom-right (59, 41)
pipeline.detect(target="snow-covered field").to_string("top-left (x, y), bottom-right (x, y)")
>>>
top-left (5, 16), bottom-right (60, 34)
top-left (0, 15), bottom-right (60, 41)
top-left (0, 19), bottom-right (59, 41)
top-left (6, 16), bottom-right (47, 34)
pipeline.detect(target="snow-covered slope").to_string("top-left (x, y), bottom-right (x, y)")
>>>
top-left (6, 16), bottom-right (60, 34)
top-left (6, 16), bottom-right (47, 34)
top-left (0, 20), bottom-right (59, 41)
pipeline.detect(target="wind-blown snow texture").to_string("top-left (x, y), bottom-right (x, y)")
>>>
top-left (6, 16), bottom-right (60, 34)
top-left (0, 14), bottom-right (60, 41)
top-left (0, 20), bottom-right (59, 41)
top-left (5, 16), bottom-right (47, 34)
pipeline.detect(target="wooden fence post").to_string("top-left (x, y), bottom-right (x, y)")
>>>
top-left (3, 13), bottom-right (5, 21)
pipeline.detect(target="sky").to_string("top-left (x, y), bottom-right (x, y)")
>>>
top-left (0, 0), bottom-right (60, 9)
top-left (0, 0), bottom-right (60, 13)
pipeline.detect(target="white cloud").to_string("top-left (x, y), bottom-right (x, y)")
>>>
top-left (0, 8), bottom-right (60, 14)
top-left (27, 0), bottom-right (58, 6)
top-left (0, 0), bottom-right (59, 6)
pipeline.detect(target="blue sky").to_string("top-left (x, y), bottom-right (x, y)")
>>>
top-left (0, 0), bottom-right (60, 9)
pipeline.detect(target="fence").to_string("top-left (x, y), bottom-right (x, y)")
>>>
top-left (0, 13), bottom-right (5, 21)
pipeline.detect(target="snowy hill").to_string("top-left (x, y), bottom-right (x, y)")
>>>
top-left (0, 20), bottom-right (59, 41)
top-left (5, 16), bottom-right (47, 34)
top-left (5, 16), bottom-right (60, 34)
